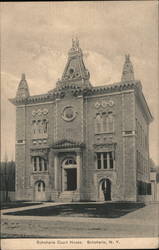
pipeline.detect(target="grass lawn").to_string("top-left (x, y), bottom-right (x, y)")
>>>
top-left (4, 202), bottom-right (145, 218)
top-left (1, 201), bottom-right (42, 210)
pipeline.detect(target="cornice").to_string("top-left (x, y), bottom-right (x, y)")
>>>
top-left (9, 80), bottom-right (142, 106)
top-left (134, 87), bottom-right (153, 124)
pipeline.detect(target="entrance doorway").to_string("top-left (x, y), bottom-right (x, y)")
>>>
top-left (99, 178), bottom-right (111, 201)
top-left (62, 157), bottom-right (77, 192)
top-left (65, 168), bottom-right (77, 191)
top-left (34, 180), bottom-right (46, 201)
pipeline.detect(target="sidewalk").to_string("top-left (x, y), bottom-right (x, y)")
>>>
top-left (1, 202), bottom-right (62, 214)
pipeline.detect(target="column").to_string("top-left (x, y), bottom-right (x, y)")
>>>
top-left (76, 152), bottom-right (81, 191)
top-left (54, 154), bottom-right (58, 190)
top-left (62, 167), bottom-right (65, 192)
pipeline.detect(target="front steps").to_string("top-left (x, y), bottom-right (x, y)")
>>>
top-left (57, 191), bottom-right (80, 202)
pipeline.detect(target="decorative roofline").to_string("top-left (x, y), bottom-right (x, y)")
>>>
top-left (9, 79), bottom-right (153, 123)
top-left (9, 80), bottom-right (142, 105)
top-left (135, 87), bottom-right (153, 123)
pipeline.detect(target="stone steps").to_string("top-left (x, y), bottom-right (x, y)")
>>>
top-left (57, 191), bottom-right (80, 202)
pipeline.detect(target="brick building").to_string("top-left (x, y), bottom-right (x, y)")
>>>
top-left (10, 39), bottom-right (153, 202)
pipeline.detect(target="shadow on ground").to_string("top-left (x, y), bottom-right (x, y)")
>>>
top-left (4, 202), bottom-right (145, 218)
top-left (1, 201), bottom-right (42, 210)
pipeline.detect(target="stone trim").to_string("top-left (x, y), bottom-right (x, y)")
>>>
top-left (10, 80), bottom-right (140, 106)
top-left (50, 139), bottom-right (85, 149)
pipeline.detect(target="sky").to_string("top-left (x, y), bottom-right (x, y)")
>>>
top-left (1, 1), bottom-right (159, 165)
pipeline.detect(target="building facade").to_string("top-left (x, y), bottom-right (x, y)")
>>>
top-left (10, 39), bottom-right (153, 202)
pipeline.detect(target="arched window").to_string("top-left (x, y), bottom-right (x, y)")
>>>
top-left (37, 120), bottom-right (41, 134)
top-left (32, 119), bottom-right (48, 138)
top-left (43, 119), bottom-right (48, 134)
top-left (108, 112), bottom-right (114, 132)
top-left (102, 113), bottom-right (108, 132)
top-left (38, 182), bottom-right (41, 192)
top-left (95, 112), bottom-right (114, 133)
top-left (37, 181), bottom-right (45, 192)
top-left (95, 113), bottom-right (103, 133)
top-left (32, 120), bottom-right (37, 135)
top-left (65, 158), bottom-right (77, 165)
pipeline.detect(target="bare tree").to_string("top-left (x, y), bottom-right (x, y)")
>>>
top-left (4, 152), bottom-right (9, 201)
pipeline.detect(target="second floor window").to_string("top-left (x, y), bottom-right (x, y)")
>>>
top-left (32, 119), bottom-right (48, 138)
top-left (95, 112), bottom-right (114, 134)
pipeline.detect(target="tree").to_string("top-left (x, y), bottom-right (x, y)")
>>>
top-left (4, 152), bottom-right (9, 201)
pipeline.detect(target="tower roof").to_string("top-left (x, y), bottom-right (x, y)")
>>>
top-left (57, 38), bottom-right (91, 89)
top-left (16, 73), bottom-right (30, 98)
top-left (121, 54), bottom-right (135, 82)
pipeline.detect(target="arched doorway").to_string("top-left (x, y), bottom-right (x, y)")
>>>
top-left (62, 157), bottom-right (77, 191)
top-left (99, 178), bottom-right (111, 201)
top-left (34, 180), bottom-right (46, 201)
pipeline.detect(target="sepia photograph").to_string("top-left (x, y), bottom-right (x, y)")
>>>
top-left (1, 1), bottom-right (159, 249)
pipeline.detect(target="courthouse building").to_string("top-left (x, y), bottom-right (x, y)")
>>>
top-left (10, 39), bottom-right (153, 202)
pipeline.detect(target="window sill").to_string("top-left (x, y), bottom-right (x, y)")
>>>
top-left (32, 135), bottom-right (48, 139)
top-left (96, 168), bottom-right (115, 171)
top-left (32, 171), bottom-right (49, 174)
top-left (95, 132), bottom-right (114, 135)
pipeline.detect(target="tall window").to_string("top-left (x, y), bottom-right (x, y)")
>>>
top-left (37, 181), bottom-right (45, 192)
top-left (97, 153), bottom-right (102, 169)
top-left (32, 119), bottom-right (48, 138)
top-left (95, 114), bottom-right (103, 133)
top-left (43, 119), bottom-right (48, 134)
top-left (103, 153), bottom-right (107, 169)
top-left (39, 157), bottom-right (42, 171)
top-left (109, 152), bottom-right (114, 169)
top-left (32, 120), bottom-right (36, 135)
top-left (96, 152), bottom-right (114, 170)
top-left (103, 113), bottom-right (108, 132)
top-left (108, 112), bottom-right (114, 132)
top-left (95, 112), bottom-right (114, 134)
top-left (44, 159), bottom-right (47, 171)
top-left (32, 156), bottom-right (48, 172)
top-left (33, 157), bottom-right (37, 171)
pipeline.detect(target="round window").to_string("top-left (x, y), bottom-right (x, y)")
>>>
top-left (69, 68), bottom-right (74, 74)
top-left (65, 107), bottom-right (74, 119)
top-left (62, 106), bottom-right (76, 122)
